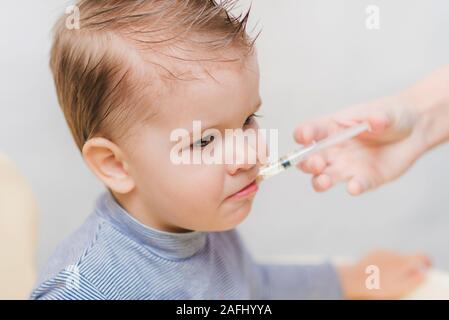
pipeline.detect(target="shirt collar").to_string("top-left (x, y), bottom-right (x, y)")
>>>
top-left (94, 191), bottom-right (207, 260)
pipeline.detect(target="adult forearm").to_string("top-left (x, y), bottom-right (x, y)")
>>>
top-left (399, 64), bottom-right (449, 155)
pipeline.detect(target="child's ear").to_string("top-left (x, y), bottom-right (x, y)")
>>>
top-left (82, 137), bottom-right (135, 194)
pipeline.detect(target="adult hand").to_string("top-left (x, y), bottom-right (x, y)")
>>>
top-left (294, 63), bottom-right (449, 195)
top-left (294, 96), bottom-right (426, 195)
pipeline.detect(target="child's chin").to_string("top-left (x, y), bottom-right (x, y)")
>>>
top-left (221, 200), bottom-right (253, 229)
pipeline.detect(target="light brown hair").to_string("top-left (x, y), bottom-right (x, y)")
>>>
top-left (50, 0), bottom-right (257, 151)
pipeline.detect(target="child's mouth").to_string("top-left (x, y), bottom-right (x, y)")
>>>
top-left (228, 180), bottom-right (258, 199)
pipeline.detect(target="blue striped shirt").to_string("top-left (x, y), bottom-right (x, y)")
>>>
top-left (30, 191), bottom-right (343, 300)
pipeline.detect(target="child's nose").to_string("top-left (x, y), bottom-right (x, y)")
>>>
top-left (225, 138), bottom-right (265, 176)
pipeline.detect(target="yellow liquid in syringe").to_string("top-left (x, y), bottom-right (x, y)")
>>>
top-left (257, 147), bottom-right (313, 182)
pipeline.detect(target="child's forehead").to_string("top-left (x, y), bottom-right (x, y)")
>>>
top-left (155, 56), bottom-right (260, 121)
top-left (143, 52), bottom-right (260, 126)
top-left (141, 46), bottom-right (258, 84)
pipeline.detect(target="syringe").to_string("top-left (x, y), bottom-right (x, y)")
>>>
top-left (257, 122), bottom-right (370, 182)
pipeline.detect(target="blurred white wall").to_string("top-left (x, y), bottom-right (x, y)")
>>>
top-left (1, 0), bottom-right (448, 271)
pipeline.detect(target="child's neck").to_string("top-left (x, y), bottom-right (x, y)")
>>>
top-left (110, 190), bottom-right (191, 234)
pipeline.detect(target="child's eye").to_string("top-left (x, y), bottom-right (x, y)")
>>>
top-left (191, 135), bottom-right (215, 149)
top-left (244, 113), bottom-right (262, 127)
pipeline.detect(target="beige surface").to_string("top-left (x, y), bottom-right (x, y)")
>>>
top-left (404, 270), bottom-right (449, 300)
top-left (0, 154), bottom-right (38, 299)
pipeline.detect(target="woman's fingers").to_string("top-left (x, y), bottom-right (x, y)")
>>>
top-left (295, 109), bottom-right (393, 145)
top-left (297, 154), bottom-right (336, 192)
top-left (308, 168), bottom-right (375, 196)
top-left (311, 174), bottom-right (333, 192)
top-left (347, 176), bottom-right (372, 196)
top-left (293, 122), bottom-right (331, 145)
top-left (367, 114), bottom-right (392, 132)
top-left (334, 109), bottom-right (395, 139)
top-left (297, 154), bottom-right (327, 175)
top-left (294, 124), bottom-right (315, 145)
top-left (294, 112), bottom-right (394, 195)
top-left (407, 253), bottom-right (432, 270)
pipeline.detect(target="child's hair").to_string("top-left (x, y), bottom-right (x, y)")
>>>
top-left (50, 0), bottom-right (257, 151)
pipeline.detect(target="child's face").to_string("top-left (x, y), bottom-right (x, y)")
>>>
top-left (120, 53), bottom-right (265, 232)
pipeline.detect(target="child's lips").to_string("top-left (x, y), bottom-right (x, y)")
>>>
top-left (228, 179), bottom-right (259, 199)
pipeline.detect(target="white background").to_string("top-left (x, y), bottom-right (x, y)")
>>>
top-left (1, 0), bottom-right (448, 271)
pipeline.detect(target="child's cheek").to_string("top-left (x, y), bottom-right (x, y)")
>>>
top-left (180, 164), bottom-right (225, 203)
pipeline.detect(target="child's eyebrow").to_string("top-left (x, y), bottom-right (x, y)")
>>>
top-left (179, 99), bottom-right (263, 142)
top-left (205, 99), bottom-right (262, 130)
